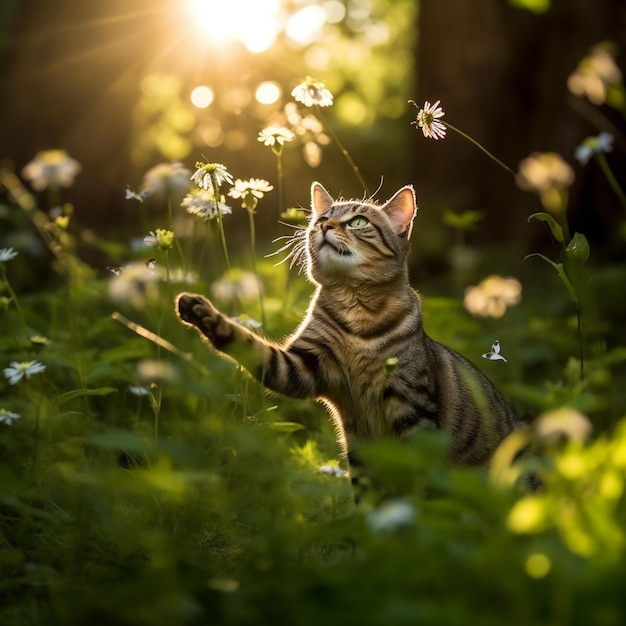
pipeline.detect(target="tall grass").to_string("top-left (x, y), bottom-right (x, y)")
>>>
top-left (1, 75), bottom-right (626, 626)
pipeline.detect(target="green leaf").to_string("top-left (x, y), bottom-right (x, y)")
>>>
top-left (443, 209), bottom-right (484, 230)
top-left (524, 253), bottom-right (578, 304)
top-left (267, 421), bottom-right (305, 433)
top-left (565, 232), bottom-right (590, 264)
top-left (55, 387), bottom-right (118, 407)
top-left (528, 212), bottom-right (565, 245)
top-left (88, 431), bottom-right (151, 453)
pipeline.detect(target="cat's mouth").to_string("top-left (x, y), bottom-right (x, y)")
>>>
top-left (320, 240), bottom-right (353, 257)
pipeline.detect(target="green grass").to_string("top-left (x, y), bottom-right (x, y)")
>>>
top-left (2, 137), bottom-right (626, 625)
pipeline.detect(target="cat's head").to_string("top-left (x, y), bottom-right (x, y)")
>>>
top-left (306, 182), bottom-right (417, 286)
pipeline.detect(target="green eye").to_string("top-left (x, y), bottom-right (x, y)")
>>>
top-left (348, 216), bottom-right (369, 229)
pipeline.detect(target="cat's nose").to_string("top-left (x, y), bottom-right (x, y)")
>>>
top-left (320, 218), bottom-right (338, 233)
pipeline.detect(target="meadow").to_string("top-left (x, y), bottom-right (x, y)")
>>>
top-left (2, 75), bottom-right (626, 626)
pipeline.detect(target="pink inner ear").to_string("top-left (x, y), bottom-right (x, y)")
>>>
top-left (311, 182), bottom-right (334, 216)
top-left (383, 186), bottom-right (417, 234)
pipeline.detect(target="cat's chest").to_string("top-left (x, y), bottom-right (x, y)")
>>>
top-left (322, 336), bottom-right (401, 405)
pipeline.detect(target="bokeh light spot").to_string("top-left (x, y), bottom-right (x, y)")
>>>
top-left (336, 92), bottom-right (368, 125)
top-left (323, 0), bottom-right (346, 23)
top-left (525, 553), bottom-right (551, 579)
top-left (286, 5), bottom-right (327, 46)
top-left (191, 86), bottom-right (214, 108)
top-left (197, 119), bottom-right (224, 147)
top-left (255, 82), bottom-right (281, 105)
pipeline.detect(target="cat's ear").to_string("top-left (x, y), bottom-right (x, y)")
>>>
top-left (311, 182), bottom-right (334, 216)
top-left (382, 186), bottom-right (417, 238)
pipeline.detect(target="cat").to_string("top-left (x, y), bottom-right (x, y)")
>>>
top-left (176, 182), bottom-right (521, 492)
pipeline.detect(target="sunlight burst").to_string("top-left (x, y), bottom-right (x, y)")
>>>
top-left (188, 0), bottom-right (281, 53)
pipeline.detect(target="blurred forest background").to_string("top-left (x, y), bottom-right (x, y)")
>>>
top-left (1, 0), bottom-right (625, 272)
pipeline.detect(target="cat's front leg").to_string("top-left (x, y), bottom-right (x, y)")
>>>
top-left (176, 292), bottom-right (318, 400)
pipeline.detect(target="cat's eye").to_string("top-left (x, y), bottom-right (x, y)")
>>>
top-left (347, 216), bottom-right (369, 229)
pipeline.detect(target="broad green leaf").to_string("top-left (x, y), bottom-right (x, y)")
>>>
top-left (88, 431), bottom-right (151, 453)
top-left (267, 421), bottom-right (306, 433)
top-left (528, 212), bottom-right (565, 245)
top-left (55, 387), bottom-right (118, 407)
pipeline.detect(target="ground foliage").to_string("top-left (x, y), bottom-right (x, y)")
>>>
top-left (1, 42), bottom-right (626, 626)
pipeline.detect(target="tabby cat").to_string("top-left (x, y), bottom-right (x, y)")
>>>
top-left (176, 182), bottom-right (520, 490)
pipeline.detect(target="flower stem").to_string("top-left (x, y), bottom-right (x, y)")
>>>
top-left (276, 152), bottom-right (285, 220)
top-left (211, 174), bottom-right (231, 270)
top-left (152, 385), bottom-right (162, 441)
top-left (163, 250), bottom-right (172, 301)
top-left (31, 396), bottom-right (41, 480)
top-left (1, 265), bottom-right (28, 339)
top-left (315, 106), bottom-right (370, 196)
top-left (596, 152), bottom-right (626, 211)
top-left (247, 209), bottom-right (266, 326)
top-left (444, 121), bottom-right (516, 177)
top-left (168, 196), bottom-right (187, 275)
top-left (577, 305), bottom-right (585, 381)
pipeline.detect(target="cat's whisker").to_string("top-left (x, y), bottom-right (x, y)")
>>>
top-left (277, 220), bottom-right (309, 230)
top-left (371, 176), bottom-right (385, 199)
top-left (266, 229), bottom-right (308, 271)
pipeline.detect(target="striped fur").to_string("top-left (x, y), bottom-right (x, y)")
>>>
top-left (177, 182), bottom-right (519, 487)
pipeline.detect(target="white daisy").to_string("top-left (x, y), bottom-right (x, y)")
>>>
top-left (143, 231), bottom-right (158, 247)
top-left (141, 162), bottom-right (191, 199)
top-left (3, 360), bottom-right (46, 385)
top-left (0, 248), bottom-right (18, 262)
top-left (182, 189), bottom-right (232, 222)
top-left (291, 77), bottom-right (334, 108)
top-left (516, 152), bottom-right (574, 196)
top-left (574, 132), bottom-right (614, 165)
top-left (318, 465), bottom-right (348, 477)
top-left (0, 409), bottom-right (21, 425)
top-left (230, 178), bottom-right (273, 198)
top-left (411, 100), bottom-right (447, 140)
top-left (108, 261), bottom-right (163, 308)
top-left (211, 269), bottom-right (261, 303)
top-left (464, 275), bottom-right (522, 319)
top-left (230, 314), bottom-right (262, 330)
top-left (191, 162), bottom-right (234, 192)
top-left (21, 149), bottom-right (81, 191)
top-left (258, 126), bottom-right (295, 148)
top-left (367, 499), bottom-right (416, 532)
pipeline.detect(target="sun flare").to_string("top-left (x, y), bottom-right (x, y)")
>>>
top-left (188, 0), bottom-right (282, 53)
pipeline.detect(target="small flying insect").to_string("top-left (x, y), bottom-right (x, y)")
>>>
top-left (125, 185), bottom-right (148, 202)
top-left (106, 265), bottom-right (123, 276)
top-left (482, 340), bottom-right (508, 363)
top-left (106, 258), bottom-right (156, 276)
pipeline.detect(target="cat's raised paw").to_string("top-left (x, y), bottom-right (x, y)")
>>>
top-left (176, 293), bottom-right (211, 327)
top-left (176, 293), bottom-right (231, 347)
